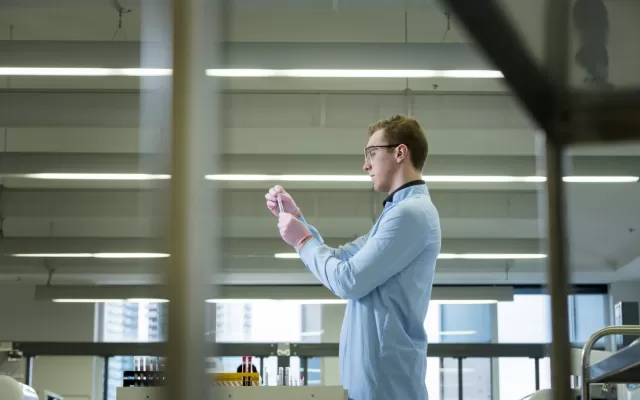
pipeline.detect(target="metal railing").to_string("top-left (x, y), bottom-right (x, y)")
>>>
top-left (581, 326), bottom-right (640, 400)
top-left (12, 341), bottom-right (559, 400)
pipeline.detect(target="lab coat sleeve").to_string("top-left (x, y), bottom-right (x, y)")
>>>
top-left (299, 215), bottom-right (368, 260)
top-left (298, 205), bottom-right (429, 299)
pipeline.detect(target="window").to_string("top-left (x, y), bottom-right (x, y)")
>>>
top-left (571, 294), bottom-right (608, 347)
top-left (424, 303), bottom-right (494, 400)
top-left (99, 302), bottom-right (168, 400)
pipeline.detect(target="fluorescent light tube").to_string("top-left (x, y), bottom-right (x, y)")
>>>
top-left (0, 68), bottom-right (172, 76)
top-left (52, 299), bottom-right (125, 303)
top-left (431, 300), bottom-right (498, 304)
top-left (11, 253), bottom-right (169, 259)
top-left (438, 253), bottom-right (547, 260)
top-left (206, 174), bottom-right (371, 182)
top-left (12, 253), bottom-right (94, 258)
top-left (439, 330), bottom-right (478, 336)
top-left (205, 69), bottom-right (504, 79)
top-left (275, 253), bottom-right (546, 260)
top-left (94, 253), bottom-right (170, 259)
top-left (207, 174), bottom-right (639, 183)
top-left (127, 298), bottom-right (170, 303)
top-left (21, 173), bottom-right (171, 180)
top-left (4, 173), bottom-right (637, 183)
top-left (0, 68), bottom-right (502, 78)
top-left (205, 299), bottom-right (348, 304)
top-left (562, 176), bottom-right (639, 183)
top-left (50, 298), bottom-right (500, 304)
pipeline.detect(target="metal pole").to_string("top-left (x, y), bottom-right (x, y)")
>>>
top-left (167, 0), bottom-right (218, 399)
top-left (103, 357), bottom-right (110, 400)
top-left (457, 357), bottom-right (463, 400)
top-left (301, 356), bottom-right (308, 385)
top-left (24, 356), bottom-right (31, 386)
top-left (543, 0), bottom-right (573, 395)
top-left (544, 138), bottom-right (573, 400)
top-left (534, 357), bottom-right (540, 390)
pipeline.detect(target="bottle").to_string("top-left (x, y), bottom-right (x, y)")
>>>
top-left (134, 357), bottom-right (141, 387)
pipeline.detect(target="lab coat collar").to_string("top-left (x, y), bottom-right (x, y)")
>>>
top-left (383, 179), bottom-right (427, 207)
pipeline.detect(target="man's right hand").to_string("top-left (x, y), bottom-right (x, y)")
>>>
top-left (265, 185), bottom-right (301, 217)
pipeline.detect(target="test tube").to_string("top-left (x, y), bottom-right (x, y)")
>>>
top-left (277, 367), bottom-right (284, 386)
top-left (284, 367), bottom-right (290, 386)
top-left (277, 195), bottom-right (284, 214)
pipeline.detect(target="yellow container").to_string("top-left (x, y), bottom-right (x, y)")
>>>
top-left (209, 372), bottom-right (260, 387)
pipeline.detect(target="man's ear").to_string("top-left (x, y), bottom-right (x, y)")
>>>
top-left (396, 145), bottom-right (408, 163)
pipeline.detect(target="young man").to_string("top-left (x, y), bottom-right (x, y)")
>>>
top-left (265, 115), bottom-right (441, 400)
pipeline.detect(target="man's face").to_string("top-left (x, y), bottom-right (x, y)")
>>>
top-left (362, 129), bottom-right (399, 193)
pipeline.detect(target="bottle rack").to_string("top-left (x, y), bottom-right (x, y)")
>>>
top-left (122, 357), bottom-right (166, 388)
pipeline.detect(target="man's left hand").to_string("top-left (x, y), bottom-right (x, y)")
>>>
top-left (278, 213), bottom-right (313, 250)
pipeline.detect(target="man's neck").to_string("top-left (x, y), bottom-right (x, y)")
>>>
top-left (387, 171), bottom-right (423, 195)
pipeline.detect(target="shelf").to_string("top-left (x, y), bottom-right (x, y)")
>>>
top-left (588, 342), bottom-right (640, 384)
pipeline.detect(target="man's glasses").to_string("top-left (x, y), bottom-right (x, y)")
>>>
top-left (364, 144), bottom-right (401, 161)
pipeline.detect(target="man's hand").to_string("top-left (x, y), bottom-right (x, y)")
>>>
top-left (278, 212), bottom-right (313, 250)
top-left (265, 185), bottom-right (300, 217)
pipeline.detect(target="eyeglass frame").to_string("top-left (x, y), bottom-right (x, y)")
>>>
top-left (363, 144), bottom-right (403, 162)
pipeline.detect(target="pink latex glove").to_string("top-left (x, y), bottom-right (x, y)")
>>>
top-left (278, 212), bottom-right (313, 250)
top-left (265, 185), bottom-right (300, 217)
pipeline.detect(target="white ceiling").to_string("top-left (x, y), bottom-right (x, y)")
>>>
top-left (0, 0), bottom-right (638, 287)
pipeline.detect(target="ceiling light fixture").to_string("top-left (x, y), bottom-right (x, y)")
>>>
top-left (2, 173), bottom-right (636, 184)
top-left (439, 330), bottom-right (478, 336)
top-left (275, 253), bottom-right (546, 260)
top-left (52, 299), bottom-right (125, 303)
top-left (11, 253), bottom-right (169, 259)
top-left (0, 68), bottom-right (172, 76)
top-left (50, 298), bottom-right (503, 304)
top-left (0, 68), bottom-right (502, 79)
top-left (205, 69), bottom-right (504, 79)
top-left (206, 174), bottom-right (639, 183)
top-left (20, 173), bottom-right (171, 180)
top-left (205, 298), bottom-right (348, 305)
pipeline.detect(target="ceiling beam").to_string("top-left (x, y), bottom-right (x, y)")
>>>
top-left (0, 41), bottom-right (492, 70)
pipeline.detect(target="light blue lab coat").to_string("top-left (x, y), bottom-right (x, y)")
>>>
top-left (297, 183), bottom-right (441, 400)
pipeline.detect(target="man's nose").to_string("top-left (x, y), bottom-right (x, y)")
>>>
top-left (363, 160), bottom-right (371, 172)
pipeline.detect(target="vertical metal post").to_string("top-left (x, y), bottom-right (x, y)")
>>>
top-left (534, 357), bottom-right (540, 390)
top-left (24, 356), bottom-right (31, 386)
top-left (166, 0), bottom-right (219, 399)
top-left (259, 356), bottom-right (264, 381)
top-left (544, 138), bottom-right (573, 400)
top-left (103, 357), bottom-right (110, 400)
top-left (457, 357), bottom-right (463, 400)
top-left (301, 356), bottom-right (308, 385)
top-left (543, 0), bottom-right (573, 397)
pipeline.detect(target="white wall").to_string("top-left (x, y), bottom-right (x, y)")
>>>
top-left (0, 284), bottom-right (100, 399)
top-left (320, 304), bottom-right (345, 386)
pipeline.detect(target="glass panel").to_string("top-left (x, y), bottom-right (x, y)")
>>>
top-left (498, 357), bottom-right (541, 400)
top-left (306, 357), bottom-right (322, 386)
top-left (440, 304), bottom-right (492, 343)
top-left (573, 294), bottom-right (608, 347)
top-left (426, 357), bottom-right (441, 400)
top-left (462, 358), bottom-right (492, 400)
top-left (441, 358), bottom-right (460, 400)
top-left (498, 294), bottom-right (552, 342)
